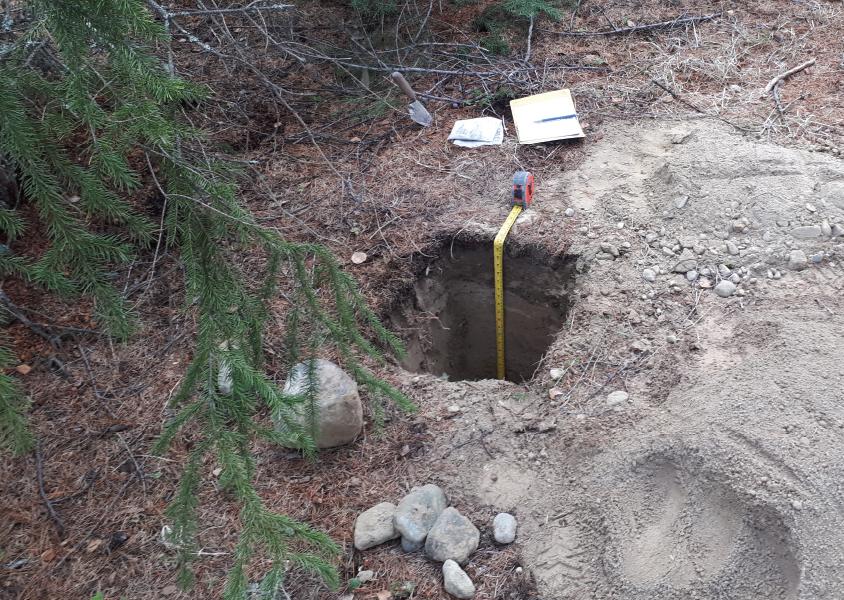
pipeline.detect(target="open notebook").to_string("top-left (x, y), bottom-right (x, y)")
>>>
top-left (510, 89), bottom-right (585, 144)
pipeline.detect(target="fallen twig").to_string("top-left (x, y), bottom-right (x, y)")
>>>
top-left (35, 442), bottom-right (65, 538)
top-left (764, 58), bottom-right (816, 93)
top-left (548, 12), bottom-right (721, 36)
top-left (525, 15), bottom-right (535, 62)
top-left (651, 79), bottom-right (754, 132)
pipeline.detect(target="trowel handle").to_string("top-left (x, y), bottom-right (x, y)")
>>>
top-left (391, 72), bottom-right (418, 102)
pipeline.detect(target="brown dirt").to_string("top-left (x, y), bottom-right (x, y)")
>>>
top-left (3, 1), bottom-right (844, 599)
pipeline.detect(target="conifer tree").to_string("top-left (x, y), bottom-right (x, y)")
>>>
top-left (0, 1), bottom-right (410, 596)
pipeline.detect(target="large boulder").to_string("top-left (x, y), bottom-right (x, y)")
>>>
top-left (394, 484), bottom-right (448, 544)
top-left (424, 507), bottom-right (479, 565)
top-left (275, 359), bottom-right (363, 448)
top-left (354, 502), bottom-right (400, 550)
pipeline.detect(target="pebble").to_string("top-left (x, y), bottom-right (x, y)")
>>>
top-left (442, 560), bottom-right (475, 599)
top-left (833, 224), bottom-right (844, 237)
top-left (606, 390), bottom-right (629, 407)
top-left (357, 570), bottom-right (375, 583)
top-left (600, 242), bottom-right (620, 258)
top-left (787, 250), bottom-right (808, 271)
top-left (714, 280), bottom-right (737, 298)
top-left (810, 252), bottom-right (824, 264)
top-left (693, 244), bottom-right (706, 255)
top-left (821, 220), bottom-right (832, 237)
top-left (642, 268), bottom-right (657, 282)
top-left (791, 499), bottom-right (804, 511)
top-left (699, 277), bottom-right (713, 289)
top-left (686, 270), bottom-right (699, 281)
top-left (493, 513), bottom-right (517, 544)
top-left (549, 368), bottom-right (564, 379)
top-left (790, 225), bottom-right (822, 239)
top-left (726, 241), bottom-right (739, 255)
top-left (564, 207), bottom-right (575, 217)
top-left (674, 195), bottom-right (689, 209)
top-left (806, 203), bottom-right (816, 212)
top-left (730, 273), bottom-right (741, 284)
top-left (672, 251), bottom-right (698, 274)
top-left (666, 334), bottom-right (678, 344)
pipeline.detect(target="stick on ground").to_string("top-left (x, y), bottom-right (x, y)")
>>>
top-left (35, 442), bottom-right (65, 538)
top-left (764, 58), bottom-right (816, 93)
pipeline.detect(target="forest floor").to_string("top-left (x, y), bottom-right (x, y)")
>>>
top-left (3, 0), bottom-right (844, 599)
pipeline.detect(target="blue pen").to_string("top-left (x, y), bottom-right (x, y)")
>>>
top-left (534, 113), bottom-right (578, 123)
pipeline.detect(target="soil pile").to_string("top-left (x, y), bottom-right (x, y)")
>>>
top-left (405, 120), bottom-right (844, 599)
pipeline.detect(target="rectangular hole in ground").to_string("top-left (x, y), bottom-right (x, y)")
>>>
top-left (388, 240), bottom-right (577, 382)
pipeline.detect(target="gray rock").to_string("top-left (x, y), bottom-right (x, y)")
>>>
top-left (493, 513), bottom-right (517, 544)
top-left (672, 250), bottom-right (698, 273)
top-left (645, 232), bottom-right (659, 244)
top-left (564, 207), bottom-right (575, 217)
top-left (726, 241), bottom-right (739, 255)
top-left (730, 273), bottom-right (741, 284)
top-left (442, 560), bottom-right (475, 599)
top-left (607, 390), bottom-right (629, 406)
top-left (693, 244), bottom-right (706, 255)
top-left (790, 225), bottom-right (822, 239)
top-left (357, 570), bottom-right (374, 583)
top-left (277, 359), bottom-right (362, 448)
top-left (788, 249), bottom-right (808, 271)
top-left (674, 195), bottom-right (689, 209)
top-left (686, 270), bottom-right (699, 281)
top-left (394, 484), bottom-right (448, 544)
top-left (401, 536), bottom-right (424, 553)
top-left (600, 242), bottom-right (620, 258)
top-left (811, 252), bottom-right (824, 264)
top-left (425, 507), bottom-right (480, 564)
top-left (833, 224), bottom-right (844, 238)
top-left (714, 280), bottom-right (737, 298)
top-left (822, 220), bottom-right (832, 237)
top-left (642, 268), bottom-right (657, 282)
top-left (354, 502), bottom-right (400, 550)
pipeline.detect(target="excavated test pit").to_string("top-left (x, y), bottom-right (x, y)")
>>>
top-left (389, 241), bottom-right (576, 382)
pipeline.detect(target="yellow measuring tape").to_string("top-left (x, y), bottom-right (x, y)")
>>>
top-left (493, 205), bottom-right (523, 380)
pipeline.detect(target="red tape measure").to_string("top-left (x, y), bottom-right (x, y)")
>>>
top-left (512, 171), bottom-right (534, 208)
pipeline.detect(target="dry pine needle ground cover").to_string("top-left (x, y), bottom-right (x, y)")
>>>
top-left (2, 0), bottom-right (843, 598)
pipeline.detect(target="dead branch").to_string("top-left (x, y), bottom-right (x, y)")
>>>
top-left (35, 442), bottom-right (65, 538)
top-left (168, 3), bottom-right (293, 18)
top-left (0, 289), bottom-right (60, 350)
top-left (548, 12), bottom-right (722, 36)
top-left (764, 58), bottom-right (816, 93)
top-left (525, 15), bottom-right (535, 62)
top-left (650, 79), bottom-right (754, 132)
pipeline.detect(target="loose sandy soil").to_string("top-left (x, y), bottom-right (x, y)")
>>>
top-left (392, 119), bottom-right (844, 599)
